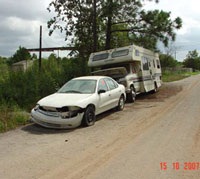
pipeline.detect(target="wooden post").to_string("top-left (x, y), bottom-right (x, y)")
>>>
top-left (93, 0), bottom-right (97, 52)
top-left (39, 25), bottom-right (42, 71)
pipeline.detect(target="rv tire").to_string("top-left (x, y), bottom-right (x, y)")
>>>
top-left (127, 86), bottom-right (136, 103)
top-left (153, 82), bottom-right (158, 93)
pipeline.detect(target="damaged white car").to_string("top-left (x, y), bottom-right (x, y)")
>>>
top-left (31, 76), bottom-right (126, 129)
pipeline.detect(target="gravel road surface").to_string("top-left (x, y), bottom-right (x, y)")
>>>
top-left (0, 75), bottom-right (200, 179)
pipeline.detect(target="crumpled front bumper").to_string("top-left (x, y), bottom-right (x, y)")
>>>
top-left (31, 109), bottom-right (84, 129)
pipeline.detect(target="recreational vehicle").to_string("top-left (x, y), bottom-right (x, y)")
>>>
top-left (88, 45), bottom-right (162, 102)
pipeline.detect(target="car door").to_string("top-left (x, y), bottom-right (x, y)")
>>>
top-left (96, 78), bottom-right (112, 114)
top-left (104, 78), bottom-right (121, 108)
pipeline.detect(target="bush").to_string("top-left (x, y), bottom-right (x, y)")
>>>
top-left (162, 71), bottom-right (199, 82)
top-left (0, 56), bottom-right (90, 111)
top-left (0, 103), bottom-right (29, 132)
top-left (0, 55), bottom-right (90, 132)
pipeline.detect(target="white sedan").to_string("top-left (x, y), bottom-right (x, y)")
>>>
top-left (31, 76), bottom-right (126, 129)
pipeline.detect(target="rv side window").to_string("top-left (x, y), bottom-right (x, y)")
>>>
top-left (142, 57), bottom-right (149, 70)
top-left (156, 60), bottom-right (161, 68)
top-left (149, 61), bottom-right (151, 67)
top-left (93, 53), bottom-right (109, 61)
top-left (153, 60), bottom-right (156, 68)
top-left (135, 50), bottom-right (140, 56)
top-left (111, 49), bottom-right (129, 58)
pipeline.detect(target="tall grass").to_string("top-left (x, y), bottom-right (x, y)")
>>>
top-left (0, 103), bottom-right (29, 132)
top-left (0, 56), bottom-right (89, 132)
top-left (162, 70), bottom-right (200, 82)
top-left (0, 57), bottom-right (89, 110)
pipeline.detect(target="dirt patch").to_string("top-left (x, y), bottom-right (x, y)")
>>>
top-left (136, 82), bottom-right (183, 102)
top-left (1, 76), bottom-right (200, 179)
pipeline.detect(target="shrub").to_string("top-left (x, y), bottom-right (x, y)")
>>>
top-left (0, 56), bottom-right (90, 110)
top-left (0, 103), bottom-right (29, 132)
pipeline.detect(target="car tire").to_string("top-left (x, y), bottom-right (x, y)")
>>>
top-left (116, 95), bottom-right (125, 111)
top-left (82, 106), bottom-right (96, 127)
top-left (127, 86), bottom-right (136, 103)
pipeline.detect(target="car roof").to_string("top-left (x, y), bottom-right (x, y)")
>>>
top-left (73, 76), bottom-right (110, 80)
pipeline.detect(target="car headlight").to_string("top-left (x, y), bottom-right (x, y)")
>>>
top-left (34, 104), bottom-right (40, 111)
top-left (68, 106), bottom-right (81, 111)
top-left (61, 106), bottom-right (82, 119)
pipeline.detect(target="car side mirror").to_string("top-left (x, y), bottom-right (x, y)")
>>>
top-left (98, 89), bottom-right (106, 94)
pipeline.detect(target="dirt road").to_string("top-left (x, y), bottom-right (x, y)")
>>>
top-left (0, 75), bottom-right (200, 179)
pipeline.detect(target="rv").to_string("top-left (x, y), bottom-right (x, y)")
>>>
top-left (88, 44), bottom-right (162, 102)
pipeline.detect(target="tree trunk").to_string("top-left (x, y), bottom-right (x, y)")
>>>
top-left (105, 16), bottom-right (112, 50)
top-left (105, 0), bottom-right (113, 50)
top-left (93, 0), bottom-right (97, 52)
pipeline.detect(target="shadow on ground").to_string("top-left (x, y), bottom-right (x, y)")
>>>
top-left (21, 83), bottom-right (182, 134)
top-left (21, 109), bottom-right (115, 135)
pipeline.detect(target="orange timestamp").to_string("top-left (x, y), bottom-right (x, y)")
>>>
top-left (160, 162), bottom-right (200, 170)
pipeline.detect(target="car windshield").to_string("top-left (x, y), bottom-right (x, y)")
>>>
top-left (58, 79), bottom-right (97, 94)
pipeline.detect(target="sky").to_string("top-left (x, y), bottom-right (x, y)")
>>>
top-left (0, 0), bottom-right (200, 61)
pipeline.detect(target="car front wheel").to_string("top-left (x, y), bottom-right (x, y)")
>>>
top-left (116, 95), bottom-right (125, 111)
top-left (82, 106), bottom-right (96, 127)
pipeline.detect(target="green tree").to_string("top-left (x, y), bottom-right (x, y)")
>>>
top-left (47, 0), bottom-right (94, 56)
top-left (101, 1), bottom-right (182, 50)
top-left (183, 50), bottom-right (200, 71)
top-left (31, 53), bottom-right (37, 60)
top-left (159, 54), bottom-right (178, 68)
top-left (0, 56), bottom-right (9, 82)
top-left (47, 0), bottom-right (182, 54)
top-left (8, 46), bottom-right (31, 65)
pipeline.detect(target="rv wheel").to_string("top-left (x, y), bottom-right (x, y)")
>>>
top-left (153, 82), bottom-right (158, 93)
top-left (128, 86), bottom-right (136, 103)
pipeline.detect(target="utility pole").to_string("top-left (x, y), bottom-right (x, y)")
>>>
top-left (105, 0), bottom-right (113, 50)
top-left (39, 25), bottom-right (42, 71)
top-left (93, 0), bottom-right (97, 52)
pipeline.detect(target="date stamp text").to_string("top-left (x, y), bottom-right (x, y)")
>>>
top-left (160, 162), bottom-right (200, 171)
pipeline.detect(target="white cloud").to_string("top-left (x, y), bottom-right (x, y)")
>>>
top-left (1, 0), bottom-right (200, 61)
top-left (0, 0), bottom-right (68, 57)
top-left (2, 17), bottom-right (39, 35)
top-left (143, 0), bottom-right (200, 60)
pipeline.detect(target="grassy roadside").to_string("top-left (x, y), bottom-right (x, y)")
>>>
top-left (0, 71), bottom-right (199, 133)
top-left (162, 71), bottom-right (200, 82)
top-left (0, 104), bottom-right (30, 133)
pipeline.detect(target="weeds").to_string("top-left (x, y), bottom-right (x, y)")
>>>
top-left (162, 71), bottom-right (200, 82)
top-left (0, 103), bottom-right (30, 133)
top-left (0, 55), bottom-right (199, 132)
top-left (0, 56), bottom-right (89, 132)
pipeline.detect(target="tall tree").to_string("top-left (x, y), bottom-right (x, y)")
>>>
top-left (47, 0), bottom-right (182, 55)
top-left (183, 50), bottom-right (200, 71)
top-left (159, 54), bottom-right (178, 68)
top-left (47, 0), bottom-right (95, 56)
top-left (8, 46), bottom-right (31, 65)
top-left (0, 56), bottom-right (9, 82)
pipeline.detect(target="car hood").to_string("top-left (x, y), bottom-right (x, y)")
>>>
top-left (37, 93), bottom-right (94, 108)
